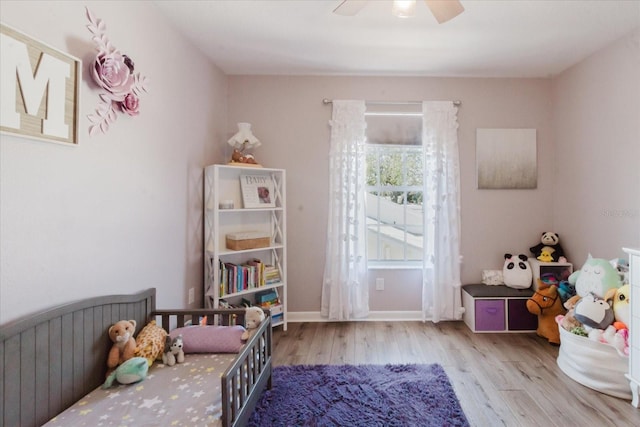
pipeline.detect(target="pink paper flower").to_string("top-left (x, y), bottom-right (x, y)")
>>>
top-left (92, 52), bottom-right (133, 101)
top-left (86, 7), bottom-right (149, 135)
top-left (120, 93), bottom-right (140, 116)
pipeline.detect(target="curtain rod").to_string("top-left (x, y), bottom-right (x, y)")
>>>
top-left (322, 98), bottom-right (461, 106)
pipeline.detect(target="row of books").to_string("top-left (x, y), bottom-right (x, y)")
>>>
top-left (256, 289), bottom-right (283, 324)
top-left (219, 258), bottom-right (281, 296)
top-left (218, 294), bottom-right (283, 325)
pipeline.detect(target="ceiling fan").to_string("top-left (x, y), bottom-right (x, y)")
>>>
top-left (333, 0), bottom-right (464, 24)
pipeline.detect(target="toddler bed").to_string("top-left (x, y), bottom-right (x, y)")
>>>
top-left (0, 288), bottom-right (272, 427)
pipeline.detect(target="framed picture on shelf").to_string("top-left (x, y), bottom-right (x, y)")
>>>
top-left (240, 174), bottom-right (275, 208)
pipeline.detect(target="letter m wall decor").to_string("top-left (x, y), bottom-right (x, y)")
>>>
top-left (1, 23), bottom-right (81, 145)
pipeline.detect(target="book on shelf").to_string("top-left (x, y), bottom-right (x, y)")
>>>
top-left (256, 288), bottom-right (281, 309)
top-left (218, 258), bottom-right (281, 296)
top-left (247, 258), bottom-right (266, 287)
top-left (272, 311), bottom-right (283, 324)
top-left (264, 264), bottom-right (281, 284)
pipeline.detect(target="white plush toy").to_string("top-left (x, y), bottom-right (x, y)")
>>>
top-left (502, 254), bottom-right (532, 289)
top-left (241, 306), bottom-right (265, 341)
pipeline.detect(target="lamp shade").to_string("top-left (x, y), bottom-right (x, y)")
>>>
top-left (227, 123), bottom-right (261, 150)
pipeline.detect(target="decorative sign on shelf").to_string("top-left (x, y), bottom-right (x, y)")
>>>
top-left (240, 174), bottom-right (275, 208)
top-left (0, 23), bottom-right (81, 145)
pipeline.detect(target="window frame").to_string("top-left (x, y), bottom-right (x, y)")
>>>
top-left (365, 143), bottom-right (424, 269)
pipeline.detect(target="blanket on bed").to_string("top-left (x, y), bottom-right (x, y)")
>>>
top-left (43, 353), bottom-right (236, 427)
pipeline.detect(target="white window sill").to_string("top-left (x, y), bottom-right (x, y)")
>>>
top-left (368, 262), bottom-right (422, 270)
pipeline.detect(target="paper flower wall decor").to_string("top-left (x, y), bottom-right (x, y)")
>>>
top-left (85, 7), bottom-right (149, 135)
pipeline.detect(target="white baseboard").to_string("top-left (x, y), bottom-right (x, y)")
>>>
top-left (288, 311), bottom-right (425, 323)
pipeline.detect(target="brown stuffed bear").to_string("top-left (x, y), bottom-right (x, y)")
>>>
top-left (230, 149), bottom-right (258, 164)
top-left (107, 319), bottom-right (137, 375)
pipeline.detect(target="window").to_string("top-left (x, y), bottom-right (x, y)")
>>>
top-left (365, 109), bottom-right (423, 267)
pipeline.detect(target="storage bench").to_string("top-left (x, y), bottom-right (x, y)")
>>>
top-left (462, 284), bottom-right (537, 333)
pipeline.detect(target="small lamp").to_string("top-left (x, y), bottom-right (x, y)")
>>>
top-left (227, 122), bottom-right (262, 166)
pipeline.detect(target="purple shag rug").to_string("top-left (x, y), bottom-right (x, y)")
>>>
top-left (248, 364), bottom-right (469, 427)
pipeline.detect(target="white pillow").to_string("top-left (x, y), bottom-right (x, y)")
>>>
top-left (482, 270), bottom-right (504, 285)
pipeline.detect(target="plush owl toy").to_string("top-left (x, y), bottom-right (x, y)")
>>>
top-left (568, 254), bottom-right (621, 299)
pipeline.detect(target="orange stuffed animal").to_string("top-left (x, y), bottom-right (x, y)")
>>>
top-left (107, 320), bottom-right (137, 375)
top-left (526, 284), bottom-right (565, 345)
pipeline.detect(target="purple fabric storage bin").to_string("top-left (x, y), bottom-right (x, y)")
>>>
top-left (507, 299), bottom-right (538, 330)
top-left (475, 300), bottom-right (505, 331)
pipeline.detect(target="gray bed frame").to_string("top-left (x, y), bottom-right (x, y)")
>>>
top-left (0, 288), bottom-right (272, 427)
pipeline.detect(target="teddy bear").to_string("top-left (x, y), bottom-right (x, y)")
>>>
top-left (107, 319), bottom-right (137, 375)
top-left (241, 306), bottom-right (265, 341)
top-left (162, 334), bottom-right (184, 366)
top-left (230, 149), bottom-right (258, 164)
top-left (529, 232), bottom-right (565, 262)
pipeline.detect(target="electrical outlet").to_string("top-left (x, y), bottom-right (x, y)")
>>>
top-left (188, 288), bottom-right (195, 304)
top-left (375, 278), bottom-right (384, 291)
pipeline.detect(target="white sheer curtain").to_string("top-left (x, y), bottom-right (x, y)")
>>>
top-left (421, 101), bottom-right (463, 322)
top-left (321, 100), bottom-right (369, 321)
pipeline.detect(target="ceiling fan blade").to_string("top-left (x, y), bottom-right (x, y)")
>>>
top-left (424, 0), bottom-right (464, 24)
top-left (333, 0), bottom-right (369, 16)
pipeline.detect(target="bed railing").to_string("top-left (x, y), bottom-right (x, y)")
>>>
top-left (0, 291), bottom-right (272, 427)
top-left (150, 308), bottom-right (273, 427)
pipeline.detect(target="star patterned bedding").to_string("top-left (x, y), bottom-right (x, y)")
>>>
top-left (43, 353), bottom-right (237, 427)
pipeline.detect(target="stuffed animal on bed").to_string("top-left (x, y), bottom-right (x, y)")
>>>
top-left (162, 334), bottom-right (184, 366)
top-left (526, 284), bottom-right (565, 345)
top-left (241, 306), bottom-right (265, 341)
top-left (102, 356), bottom-right (148, 388)
top-left (135, 320), bottom-right (168, 367)
top-left (568, 255), bottom-right (621, 299)
top-left (107, 319), bottom-right (137, 376)
top-left (529, 232), bottom-right (565, 262)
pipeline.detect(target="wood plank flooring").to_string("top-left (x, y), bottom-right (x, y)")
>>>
top-left (272, 321), bottom-right (640, 427)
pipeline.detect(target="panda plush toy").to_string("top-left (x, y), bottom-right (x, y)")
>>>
top-left (529, 232), bottom-right (565, 262)
top-left (503, 254), bottom-right (533, 289)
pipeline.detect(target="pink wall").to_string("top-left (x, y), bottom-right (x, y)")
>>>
top-left (2, 2), bottom-right (636, 321)
top-left (0, 1), bottom-right (228, 323)
top-left (552, 29), bottom-right (640, 265)
top-left (227, 76), bottom-right (555, 313)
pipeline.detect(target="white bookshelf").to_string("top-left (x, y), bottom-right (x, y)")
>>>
top-left (203, 164), bottom-right (287, 330)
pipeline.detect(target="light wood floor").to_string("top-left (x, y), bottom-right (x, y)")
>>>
top-left (272, 321), bottom-right (640, 427)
